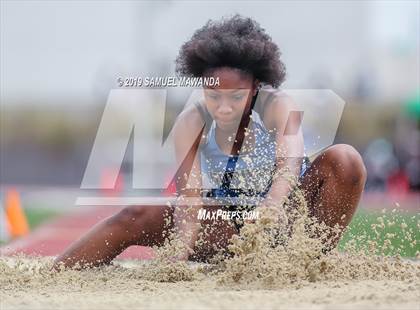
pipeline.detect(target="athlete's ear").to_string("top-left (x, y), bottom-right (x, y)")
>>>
top-left (252, 79), bottom-right (261, 96)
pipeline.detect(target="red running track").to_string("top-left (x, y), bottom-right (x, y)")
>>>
top-left (1, 192), bottom-right (418, 259)
top-left (0, 207), bottom-right (155, 260)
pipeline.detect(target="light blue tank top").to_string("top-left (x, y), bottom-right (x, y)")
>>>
top-left (195, 92), bottom-right (309, 205)
top-left (200, 109), bottom-right (277, 200)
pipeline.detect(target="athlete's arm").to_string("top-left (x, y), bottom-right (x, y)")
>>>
top-left (171, 106), bottom-right (206, 259)
top-left (259, 93), bottom-right (304, 210)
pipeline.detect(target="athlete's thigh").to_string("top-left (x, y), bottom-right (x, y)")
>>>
top-left (123, 204), bottom-right (174, 247)
top-left (297, 151), bottom-right (331, 216)
top-left (191, 205), bottom-right (239, 261)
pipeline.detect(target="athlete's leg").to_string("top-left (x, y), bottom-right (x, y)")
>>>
top-left (299, 144), bottom-right (367, 246)
top-left (189, 206), bottom-right (239, 262)
top-left (53, 204), bottom-right (174, 269)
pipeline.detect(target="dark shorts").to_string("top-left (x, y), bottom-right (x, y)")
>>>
top-left (216, 157), bottom-right (312, 231)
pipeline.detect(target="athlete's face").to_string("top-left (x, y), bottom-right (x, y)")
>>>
top-left (203, 67), bottom-right (258, 132)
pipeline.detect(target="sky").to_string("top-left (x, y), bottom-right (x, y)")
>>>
top-left (1, 0), bottom-right (419, 104)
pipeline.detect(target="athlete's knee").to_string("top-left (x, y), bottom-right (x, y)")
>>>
top-left (107, 205), bottom-right (149, 229)
top-left (324, 144), bottom-right (367, 187)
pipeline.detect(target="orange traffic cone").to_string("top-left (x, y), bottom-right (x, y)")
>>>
top-left (5, 189), bottom-right (29, 238)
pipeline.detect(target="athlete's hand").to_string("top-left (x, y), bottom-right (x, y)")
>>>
top-left (168, 250), bottom-right (190, 263)
top-left (243, 218), bottom-right (256, 225)
top-left (256, 197), bottom-right (288, 225)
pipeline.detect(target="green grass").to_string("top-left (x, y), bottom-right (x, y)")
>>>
top-left (0, 208), bottom-right (61, 246)
top-left (3, 206), bottom-right (419, 258)
top-left (338, 209), bottom-right (419, 257)
top-left (24, 208), bottom-right (61, 229)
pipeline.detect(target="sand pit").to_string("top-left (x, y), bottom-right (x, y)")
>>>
top-left (2, 180), bottom-right (419, 309)
top-left (0, 256), bottom-right (419, 310)
top-left (2, 205), bottom-right (419, 310)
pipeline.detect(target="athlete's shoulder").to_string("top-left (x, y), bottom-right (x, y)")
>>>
top-left (258, 87), bottom-right (298, 129)
top-left (173, 101), bottom-right (205, 139)
top-left (259, 86), bottom-right (290, 103)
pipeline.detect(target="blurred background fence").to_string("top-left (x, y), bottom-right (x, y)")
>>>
top-left (1, 1), bottom-right (419, 216)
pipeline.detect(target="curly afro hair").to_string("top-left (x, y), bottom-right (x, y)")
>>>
top-left (175, 15), bottom-right (286, 88)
